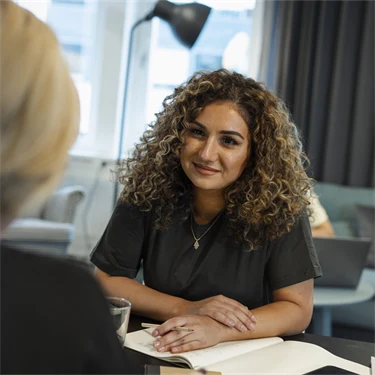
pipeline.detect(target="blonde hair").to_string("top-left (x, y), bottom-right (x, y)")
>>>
top-left (0, 0), bottom-right (79, 225)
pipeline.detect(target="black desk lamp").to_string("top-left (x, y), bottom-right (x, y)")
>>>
top-left (113, 1), bottom-right (211, 208)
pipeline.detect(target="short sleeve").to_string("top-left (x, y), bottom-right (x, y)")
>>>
top-left (266, 214), bottom-right (322, 291)
top-left (309, 191), bottom-right (329, 228)
top-left (90, 203), bottom-right (144, 278)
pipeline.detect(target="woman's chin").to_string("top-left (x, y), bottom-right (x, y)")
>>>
top-left (191, 180), bottom-right (226, 192)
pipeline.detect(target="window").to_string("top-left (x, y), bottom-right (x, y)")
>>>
top-left (122, 0), bottom-right (259, 155)
top-left (16, 1), bottom-right (263, 160)
top-left (17, 0), bottom-right (98, 134)
top-left (145, 1), bottom-right (257, 125)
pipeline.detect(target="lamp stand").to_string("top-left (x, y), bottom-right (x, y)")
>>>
top-left (112, 1), bottom-right (210, 209)
top-left (113, 14), bottom-right (152, 208)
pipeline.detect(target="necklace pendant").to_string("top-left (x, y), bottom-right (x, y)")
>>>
top-left (193, 240), bottom-right (200, 250)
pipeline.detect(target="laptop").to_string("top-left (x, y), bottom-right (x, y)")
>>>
top-left (313, 237), bottom-right (372, 288)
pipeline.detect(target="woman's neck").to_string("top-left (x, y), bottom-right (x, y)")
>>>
top-left (192, 189), bottom-right (225, 224)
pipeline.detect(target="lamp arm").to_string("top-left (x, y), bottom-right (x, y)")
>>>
top-left (113, 15), bottom-right (153, 209)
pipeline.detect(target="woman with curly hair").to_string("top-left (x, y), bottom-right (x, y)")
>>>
top-left (91, 69), bottom-right (321, 352)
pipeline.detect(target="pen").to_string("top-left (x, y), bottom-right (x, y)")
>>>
top-left (141, 322), bottom-right (194, 332)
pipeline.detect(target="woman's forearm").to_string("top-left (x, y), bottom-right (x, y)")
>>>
top-left (220, 300), bottom-right (312, 341)
top-left (311, 220), bottom-right (335, 237)
top-left (94, 268), bottom-right (187, 321)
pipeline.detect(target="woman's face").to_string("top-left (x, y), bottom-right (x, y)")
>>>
top-left (180, 101), bottom-right (250, 193)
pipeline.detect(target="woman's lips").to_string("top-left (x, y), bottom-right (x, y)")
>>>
top-left (193, 163), bottom-right (220, 176)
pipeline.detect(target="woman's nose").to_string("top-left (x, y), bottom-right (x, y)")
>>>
top-left (199, 138), bottom-right (218, 162)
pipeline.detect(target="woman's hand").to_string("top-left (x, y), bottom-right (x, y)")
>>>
top-left (151, 315), bottom-right (229, 353)
top-left (176, 295), bottom-right (256, 332)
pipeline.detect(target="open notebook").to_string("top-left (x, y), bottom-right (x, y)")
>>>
top-left (124, 329), bottom-right (369, 374)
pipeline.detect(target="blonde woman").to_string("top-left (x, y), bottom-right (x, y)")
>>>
top-left (0, 2), bottom-right (133, 373)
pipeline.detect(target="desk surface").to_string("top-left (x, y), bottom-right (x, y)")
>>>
top-left (314, 280), bottom-right (374, 307)
top-left (125, 315), bottom-right (375, 368)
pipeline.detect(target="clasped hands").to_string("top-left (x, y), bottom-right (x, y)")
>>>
top-left (152, 295), bottom-right (256, 354)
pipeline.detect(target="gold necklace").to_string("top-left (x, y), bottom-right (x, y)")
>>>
top-left (190, 211), bottom-right (223, 250)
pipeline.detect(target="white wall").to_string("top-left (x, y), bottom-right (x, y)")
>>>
top-left (70, 1), bottom-right (129, 158)
top-left (63, 155), bottom-right (117, 260)
top-left (72, 0), bottom-right (155, 160)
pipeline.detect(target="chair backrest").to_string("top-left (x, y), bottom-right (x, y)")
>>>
top-left (42, 185), bottom-right (85, 223)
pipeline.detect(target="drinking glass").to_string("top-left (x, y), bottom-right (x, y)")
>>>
top-left (106, 297), bottom-right (131, 346)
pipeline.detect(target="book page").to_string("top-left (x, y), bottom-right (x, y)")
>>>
top-left (125, 329), bottom-right (283, 369)
top-left (125, 330), bottom-right (191, 365)
top-left (205, 340), bottom-right (370, 375)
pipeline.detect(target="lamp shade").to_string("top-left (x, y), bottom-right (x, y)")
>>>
top-left (151, 1), bottom-right (211, 48)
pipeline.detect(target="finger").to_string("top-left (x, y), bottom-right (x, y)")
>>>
top-left (201, 295), bottom-right (250, 322)
top-left (248, 310), bottom-right (257, 323)
top-left (212, 310), bottom-right (250, 332)
top-left (202, 295), bottom-right (256, 330)
top-left (152, 316), bottom-right (188, 337)
top-left (211, 296), bottom-right (256, 328)
top-left (164, 332), bottom-right (195, 350)
top-left (217, 298), bottom-right (257, 330)
top-left (232, 308), bottom-right (256, 331)
top-left (215, 295), bottom-right (251, 316)
top-left (154, 331), bottom-right (185, 351)
top-left (208, 310), bottom-right (236, 328)
top-left (153, 330), bottom-right (186, 352)
top-left (208, 305), bottom-right (255, 331)
top-left (169, 340), bottom-right (202, 353)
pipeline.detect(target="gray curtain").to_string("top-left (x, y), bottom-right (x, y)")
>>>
top-left (259, 1), bottom-right (374, 188)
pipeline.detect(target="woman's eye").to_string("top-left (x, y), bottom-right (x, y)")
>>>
top-left (222, 137), bottom-right (238, 146)
top-left (189, 128), bottom-right (205, 137)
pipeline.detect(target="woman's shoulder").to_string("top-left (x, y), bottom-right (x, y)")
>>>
top-left (120, 199), bottom-right (187, 217)
top-left (268, 211), bottom-right (312, 247)
top-left (114, 200), bottom-right (150, 220)
top-left (0, 246), bottom-right (91, 278)
top-left (1, 246), bottom-right (101, 301)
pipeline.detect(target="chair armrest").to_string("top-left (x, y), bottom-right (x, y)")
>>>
top-left (2, 218), bottom-right (74, 242)
top-left (42, 185), bottom-right (85, 223)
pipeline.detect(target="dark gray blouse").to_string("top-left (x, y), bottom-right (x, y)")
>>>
top-left (91, 203), bottom-right (321, 309)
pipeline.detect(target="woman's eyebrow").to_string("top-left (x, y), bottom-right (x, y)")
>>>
top-left (192, 120), bottom-right (207, 129)
top-left (192, 120), bottom-right (245, 140)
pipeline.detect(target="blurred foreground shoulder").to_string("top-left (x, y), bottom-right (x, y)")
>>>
top-left (1, 246), bottom-right (140, 374)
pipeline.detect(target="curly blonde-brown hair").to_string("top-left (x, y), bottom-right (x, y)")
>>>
top-left (119, 69), bottom-right (313, 249)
